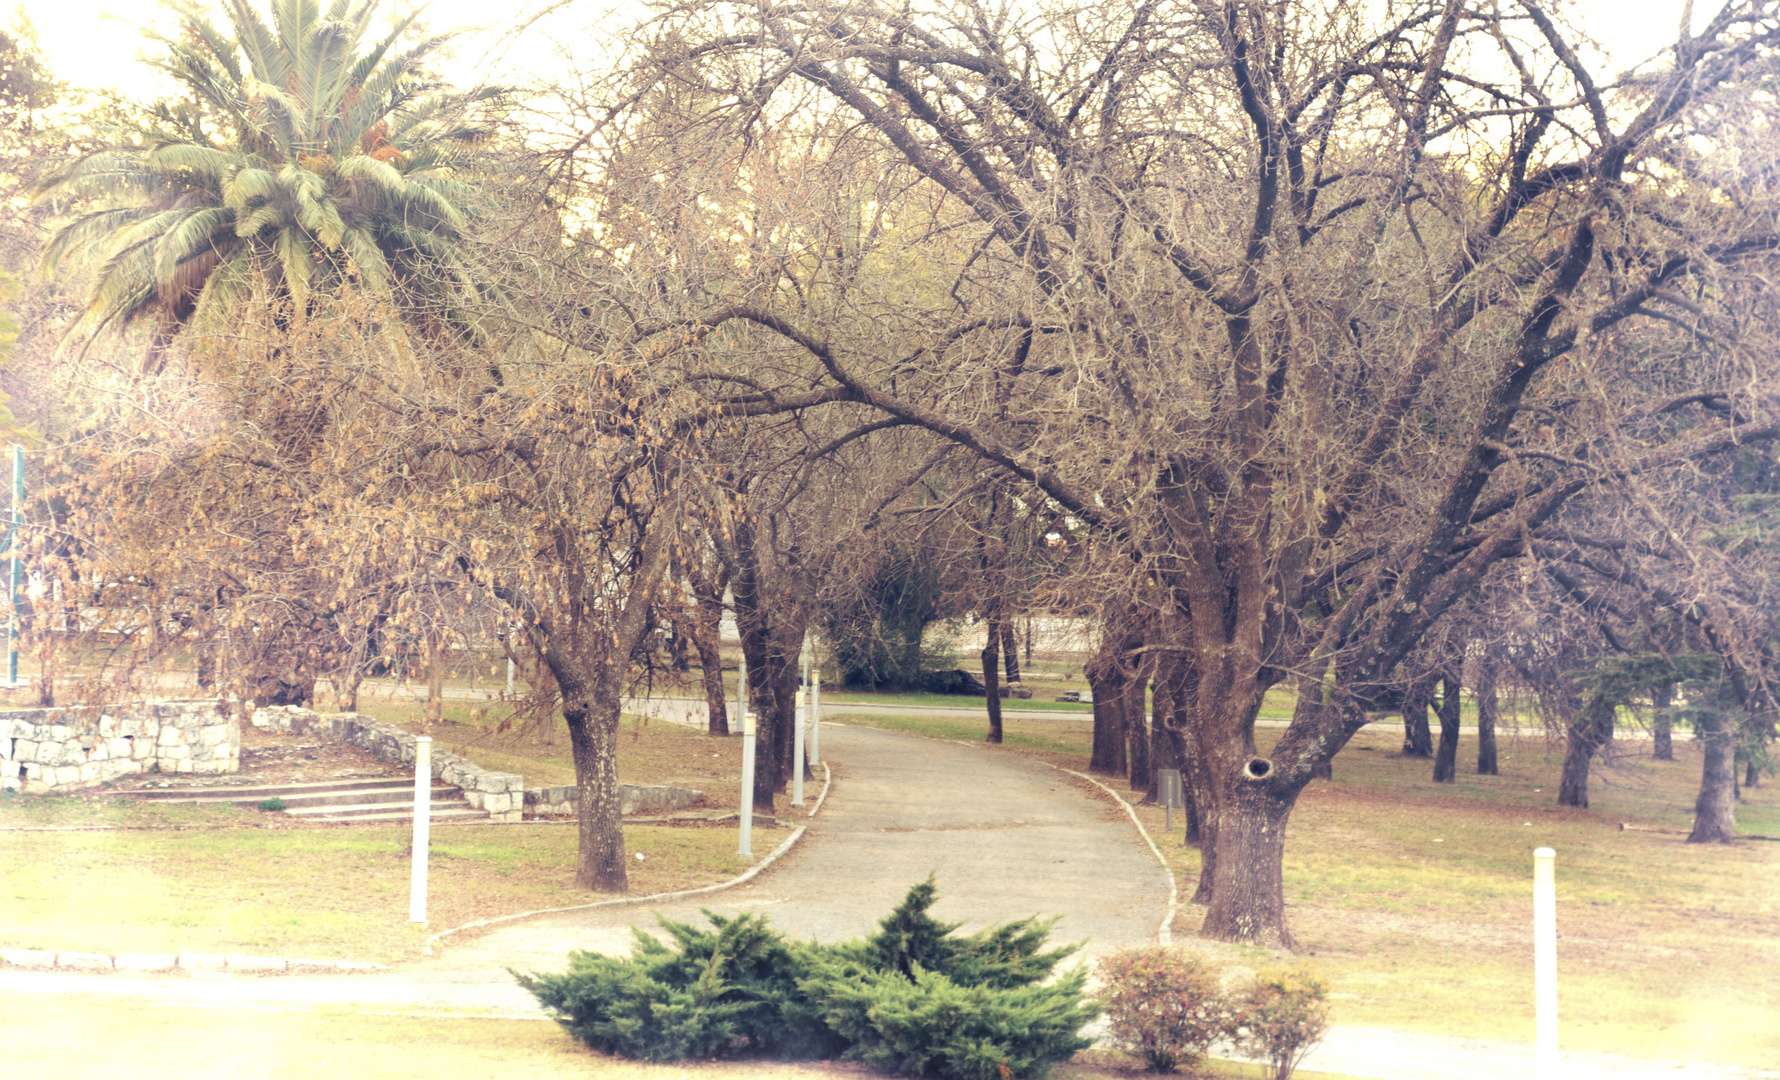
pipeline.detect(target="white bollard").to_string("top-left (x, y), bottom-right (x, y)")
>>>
top-left (738, 711), bottom-right (756, 857)
top-left (792, 684), bottom-right (806, 806)
top-left (810, 669), bottom-right (821, 767)
top-left (409, 736), bottom-right (432, 923)
top-left (1534, 846), bottom-right (1558, 1080)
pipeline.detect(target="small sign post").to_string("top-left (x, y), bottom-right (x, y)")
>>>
top-left (409, 736), bottom-right (432, 923)
top-left (810, 668), bottom-right (821, 767)
top-left (1534, 846), bottom-right (1558, 1080)
top-left (1157, 768), bottom-right (1183, 832)
top-left (738, 711), bottom-right (757, 857)
top-left (792, 684), bottom-right (806, 806)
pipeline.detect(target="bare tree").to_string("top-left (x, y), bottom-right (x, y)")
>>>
top-left (603, 0), bottom-right (1780, 945)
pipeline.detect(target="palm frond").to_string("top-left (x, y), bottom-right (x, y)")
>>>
top-left (154, 207), bottom-right (237, 283)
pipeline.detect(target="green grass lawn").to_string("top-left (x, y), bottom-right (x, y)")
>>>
top-left (833, 711), bottom-right (1780, 1071)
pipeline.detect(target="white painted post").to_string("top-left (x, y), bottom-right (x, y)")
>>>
top-left (1534, 846), bottom-right (1558, 1080)
top-left (409, 737), bottom-right (433, 922)
top-left (792, 683), bottom-right (806, 806)
top-left (810, 668), bottom-right (821, 767)
top-left (738, 711), bottom-right (756, 857)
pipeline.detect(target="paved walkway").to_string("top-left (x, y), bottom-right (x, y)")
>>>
top-left (2, 723), bottom-right (1769, 1079)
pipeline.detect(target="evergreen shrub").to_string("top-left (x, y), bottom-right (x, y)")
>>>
top-left (516, 877), bottom-right (1098, 1079)
top-left (1095, 947), bottom-right (1227, 1072)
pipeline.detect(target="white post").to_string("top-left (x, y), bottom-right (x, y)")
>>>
top-left (810, 668), bottom-right (821, 767)
top-left (506, 657), bottom-right (515, 697)
top-left (409, 737), bottom-right (433, 922)
top-left (1534, 846), bottom-right (1558, 1080)
top-left (792, 683), bottom-right (806, 806)
top-left (738, 711), bottom-right (756, 857)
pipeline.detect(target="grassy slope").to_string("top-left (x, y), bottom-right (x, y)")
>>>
top-left (826, 711), bottom-right (1780, 1071)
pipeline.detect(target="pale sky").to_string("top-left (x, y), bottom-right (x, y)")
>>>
top-left (13, 0), bottom-right (1712, 106)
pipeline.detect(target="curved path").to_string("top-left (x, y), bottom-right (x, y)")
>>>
top-left (0, 724), bottom-right (1169, 1015)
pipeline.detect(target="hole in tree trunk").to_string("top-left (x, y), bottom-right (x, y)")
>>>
top-left (1243, 757), bottom-right (1273, 780)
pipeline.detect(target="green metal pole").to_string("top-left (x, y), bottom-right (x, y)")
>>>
top-left (7, 445), bottom-right (20, 685)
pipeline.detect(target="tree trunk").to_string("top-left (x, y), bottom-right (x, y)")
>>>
top-left (1651, 681), bottom-right (1674, 761)
top-left (1475, 662), bottom-right (1499, 775)
top-left (1292, 674), bottom-right (1332, 781)
top-left (1001, 619), bottom-right (1021, 685)
top-left (1154, 652), bottom-right (1203, 847)
top-left (1557, 692), bottom-right (1614, 808)
top-left (1432, 672), bottom-right (1462, 783)
top-left (1086, 653), bottom-right (1128, 776)
top-left (982, 612), bottom-right (1004, 744)
top-left (1125, 669), bottom-right (1151, 792)
top-left (692, 600), bottom-right (729, 736)
top-left (1198, 772), bottom-right (1299, 949)
top-left (1745, 757), bottom-right (1759, 790)
top-left (565, 696), bottom-right (628, 891)
top-left (1687, 708), bottom-right (1738, 843)
top-left (1401, 673), bottom-right (1435, 757)
top-left (425, 629), bottom-right (445, 725)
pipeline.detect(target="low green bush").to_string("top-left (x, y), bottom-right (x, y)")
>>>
top-left (256, 797), bottom-right (286, 812)
top-left (1096, 947), bottom-right (1228, 1072)
top-left (516, 877), bottom-right (1098, 1079)
top-left (1230, 968), bottom-right (1330, 1080)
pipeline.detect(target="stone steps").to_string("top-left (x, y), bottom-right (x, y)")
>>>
top-left (134, 777), bottom-right (489, 823)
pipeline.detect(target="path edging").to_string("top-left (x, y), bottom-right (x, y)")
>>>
top-left (424, 761), bottom-right (833, 950)
top-left (1048, 765), bottom-right (1180, 946)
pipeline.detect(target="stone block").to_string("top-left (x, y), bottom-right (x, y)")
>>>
top-left (54, 765), bottom-right (82, 787)
top-left (78, 761), bottom-right (101, 784)
top-left (132, 738), bottom-right (153, 760)
top-left (191, 759), bottom-right (230, 775)
top-left (49, 724), bottom-right (70, 741)
top-left (99, 759), bottom-right (136, 782)
top-left (160, 744), bottom-right (191, 760)
top-left (198, 725), bottom-right (230, 747)
top-left (482, 792), bottom-right (511, 814)
top-left (57, 952), bottom-right (113, 970)
top-left (178, 952), bottom-right (227, 971)
top-left (173, 759), bottom-right (193, 774)
top-left (114, 953), bottom-right (178, 971)
top-left (463, 790), bottom-right (485, 810)
top-left (1, 759), bottom-right (16, 779)
top-left (157, 726), bottom-right (183, 747)
top-left (108, 738), bottom-right (132, 759)
top-left (1, 948), bottom-right (57, 969)
top-left (225, 954), bottom-right (287, 972)
top-left (13, 739), bottom-right (35, 762)
top-left (97, 716), bottom-right (117, 736)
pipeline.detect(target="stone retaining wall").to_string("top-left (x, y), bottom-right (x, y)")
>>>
top-left (251, 706), bottom-right (523, 822)
top-left (1, 700), bottom-right (236, 794)
top-left (525, 783), bottom-right (704, 817)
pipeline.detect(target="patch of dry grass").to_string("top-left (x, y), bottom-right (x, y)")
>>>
top-left (0, 814), bottom-right (753, 962)
top-left (0, 993), bottom-right (1377, 1080)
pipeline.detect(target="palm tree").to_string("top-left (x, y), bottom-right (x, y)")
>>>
top-left (39, 0), bottom-right (498, 367)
